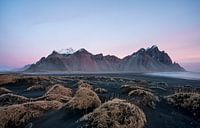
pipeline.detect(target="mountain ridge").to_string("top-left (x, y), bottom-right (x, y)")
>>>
top-left (26, 45), bottom-right (185, 73)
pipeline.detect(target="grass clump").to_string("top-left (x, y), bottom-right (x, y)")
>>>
top-left (0, 75), bottom-right (19, 85)
top-left (128, 89), bottom-right (159, 109)
top-left (120, 84), bottom-right (152, 94)
top-left (0, 100), bottom-right (62, 128)
top-left (78, 80), bottom-right (93, 90)
top-left (0, 93), bottom-right (29, 106)
top-left (45, 84), bottom-right (72, 97)
top-left (43, 84), bottom-right (73, 103)
top-left (166, 92), bottom-right (200, 117)
top-left (80, 98), bottom-right (146, 128)
top-left (0, 87), bottom-right (12, 95)
top-left (64, 87), bottom-right (101, 111)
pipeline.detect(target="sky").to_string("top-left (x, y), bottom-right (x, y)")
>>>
top-left (0, 0), bottom-right (200, 71)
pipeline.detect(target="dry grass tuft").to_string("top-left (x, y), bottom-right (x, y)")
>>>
top-left (0, 75), bottom-right (52, 86)
top-left (64, 87), bottom-right (101, 110)
top-left (0, 75), bottom-right (19, 85)
top-left (18, 76), bottom-right (52, 86)
top-left (43, 84), bottom-right (73, 103)
top-left (0, 93), bottom-right (29, 106)
top-left (26, 84), bottom-right (46, 91)
top-left (78, 80), bottom-right (93, 89)
top-left (80, 98), bottom-right (146, 128)
top-left (45, 84), bottom-right (72, 97)
top-left (0, 87), bottom-right (12, 95)
top-left (0, 100), bottom-right (62, 128)
top-left (128, 89), bottom-right (159, 108)
top-left (94, 87), bottom-right (108, 93)
top-left (120, 84), bottom-right (152, 93)
top-left (166, 92), bottom-right (200, 117)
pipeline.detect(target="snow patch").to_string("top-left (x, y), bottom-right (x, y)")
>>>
top-left (58, 48), bottom-right (75, 54)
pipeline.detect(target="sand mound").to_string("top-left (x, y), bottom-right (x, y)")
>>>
top-left (120, 84), bottom-right (152, 94)
top-left (128, 89), bottom-right (159, 108)
top-left (45, 84), bottom-right (72, 97)
top-left (78, 80), bottom-right (93, 89)
top-left (80, 98), bottom-right (146, 128)
top-left (0, 93), bottom-right (29, 106)
top-left (0, 87), bottom-right (12, 95)
top-left (94, 87), bottom-right (108, 93)
top-left (43, 84), bottom-right (73, 103)
top-left (0, 100), bottom-right (62, 128)
top-left (166, 92), bottom-right (200, 117)
top-left (64, 87), bottom-right (101, 111)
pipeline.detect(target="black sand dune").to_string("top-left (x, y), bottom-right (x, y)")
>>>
top-left (0, 73), bottom-right (199, 128)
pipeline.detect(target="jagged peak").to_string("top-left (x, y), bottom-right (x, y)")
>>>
top-left (40, 57), bottom-right (46, 61)
top-left (75, 48), bottom-right (92, 54)
top-left (47, 50), bottom-right (62, 58)
top-left (151, 45), bottom-right (158, 49)
top-left (77, 48), bottom-right (87, 52)
top-left (95, 53), bottom-right (103, 56)
top-left (51, 50), bottom-right (59, 55)
top-left (146, 45), bottom-right (157, 50)
top-left (135, 48), bottom-right (146, 54)
top-left (105, 55), bottom-right (119, 58)
top-left (139, 48), bottom-right (146, 52)
top-left (25, 45), bottom-right (185, 72)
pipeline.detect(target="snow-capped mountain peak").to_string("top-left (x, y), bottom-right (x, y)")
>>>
top-left (58, 48), bottom-right (75, 54)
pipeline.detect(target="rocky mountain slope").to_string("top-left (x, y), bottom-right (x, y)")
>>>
top-left (26, 45), bottom-right (185, 72)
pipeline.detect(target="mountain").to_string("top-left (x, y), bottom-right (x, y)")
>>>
top-left (57, 48), bottom-right (75, 54)
top-left (120, 45), bottom-right (184, 72)
top-left (26, 45), bottom-right (185, 73)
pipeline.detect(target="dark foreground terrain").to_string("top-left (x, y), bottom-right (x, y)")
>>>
top-left (0, 73), bottom-right (200, 128)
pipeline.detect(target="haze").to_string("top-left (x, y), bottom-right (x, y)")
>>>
top-left (0, 0), bottom-right (200, 71)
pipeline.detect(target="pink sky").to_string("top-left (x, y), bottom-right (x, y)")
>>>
top-left (0, 0), bottom-right (200, 71)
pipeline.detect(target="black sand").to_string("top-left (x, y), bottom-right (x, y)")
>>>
top-left (1, 73), bottom-right (200, 128)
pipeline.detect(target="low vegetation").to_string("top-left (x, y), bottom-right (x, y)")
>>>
top-left (0, 75), bottom-right (53, 88)
top-left (128, 89), bottom-right (159, 108)
top-left (45, 84), bottom-right (72, 97)
top-left (64, 87), bottom-right (101, 111)
top-left (78, 80), bottom-right (93, 89)
top-left (41, 84), bottom-right (73, 103)
top-left (80, 98), bottom-right (146, 128)
top-left (0, 75), bottom-right (19, 85)
top-left (166, 92), bottom-right (200, 117)
top-left (0, 100), bottom-right (62, 128)
top-left (120, 84), bottom-right (158, 108)
top-left (1, 74), bottom-right (199, 128)
top-left (0, 87), bottom-right (12, 95)
top-left (120, 84), bottom-right (152, 93)
top-left (0, 93), bottom-right (30, 106)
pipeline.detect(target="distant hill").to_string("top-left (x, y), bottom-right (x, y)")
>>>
top-left (26, 45), bottom-right (185, 73)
